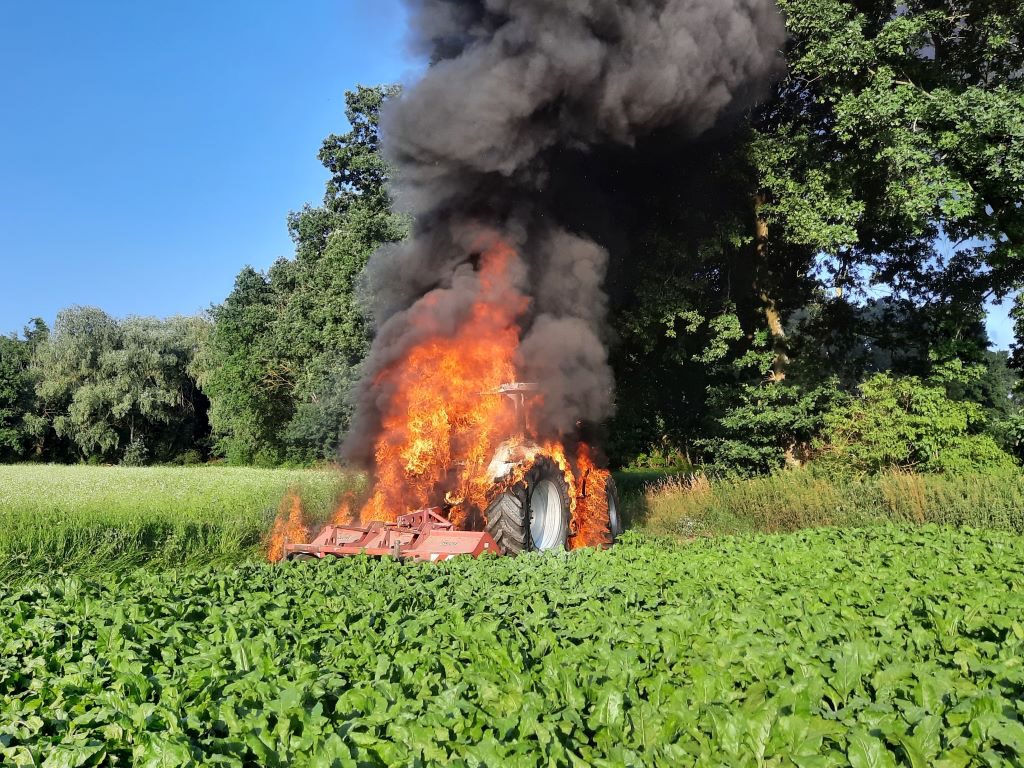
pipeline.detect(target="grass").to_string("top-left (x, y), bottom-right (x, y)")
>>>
top-left (0, 464), bottom-right (363, 583)
top-left (612, 466), bottom-right (687, 495)
top-left (630, 467), bottom-right (1024, 539)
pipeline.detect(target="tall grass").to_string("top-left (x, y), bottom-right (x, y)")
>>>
top-left (632, 468), bottom-right (1024, 539)
top-left (0, 465), bottom-right (363, 582)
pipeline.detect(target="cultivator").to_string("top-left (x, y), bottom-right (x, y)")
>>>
top-left (282, 507), bottom-right (500, 562)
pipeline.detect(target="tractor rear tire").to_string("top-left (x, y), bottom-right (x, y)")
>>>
top-left (485, 456), bottom-right (571, 555)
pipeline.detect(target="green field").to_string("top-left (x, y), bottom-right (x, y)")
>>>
top-left (3, 526), bottom-right (1024, 766)
top-left (0, 465), bottom-right (360, 582)
top-left (5, 465), bottom-right (1024, 765)
top-left (6, 464), bottom-right (1021, 588)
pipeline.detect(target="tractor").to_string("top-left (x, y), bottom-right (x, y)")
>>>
top-left (283, 383), bottom-right (621, 562)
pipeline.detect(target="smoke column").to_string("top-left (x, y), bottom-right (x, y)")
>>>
top-left (344, 0), bottom-right (786, 465)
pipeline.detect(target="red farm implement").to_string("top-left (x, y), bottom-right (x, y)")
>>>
top-left (282, 507), bottom-right (500, 562)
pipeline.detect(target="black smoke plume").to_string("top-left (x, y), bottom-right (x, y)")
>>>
top-left (343, 0), bottom-right (786, 464)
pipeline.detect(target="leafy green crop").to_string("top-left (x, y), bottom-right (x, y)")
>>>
top-left (3, 527), bottom-right (1024, 766)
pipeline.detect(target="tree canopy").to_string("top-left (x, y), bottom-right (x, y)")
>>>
top-left (608, 0), bottom-right (1023, 474)
top-left (196, 85), bottom-right (407, 465)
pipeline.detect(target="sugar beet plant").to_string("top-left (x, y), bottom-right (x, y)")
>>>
top-left (3, 527), bottom-right (1024, 766)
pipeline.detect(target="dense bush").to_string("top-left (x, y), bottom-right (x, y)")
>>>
top-left (817, 371), bottom-right (1016, 475)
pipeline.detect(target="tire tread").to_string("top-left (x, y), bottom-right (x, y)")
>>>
top-left (484, 457), bottom-right (570, 555)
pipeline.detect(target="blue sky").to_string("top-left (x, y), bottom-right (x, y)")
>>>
top-left (0, 1), bottom-right (1014, 348)
top-left (0, 0), bottom-right (419, 335)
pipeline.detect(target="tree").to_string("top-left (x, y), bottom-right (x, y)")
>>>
top-left (0, 319), bottom-right (47, 462)
top-left (33, 308), bottom-right (210, 464)
top-left (818, 367), bottom-right (1016, 474)
top-left (195, 268), bottom-right (293, 464)
top-left (199, 85), bottom-right (406, 464)
top-left (319, 84), bottom-right (401, 216)
top-left (609, 1), bottom-right (1023, 472)
top-left (754, 0), bottom-right (1023, 315)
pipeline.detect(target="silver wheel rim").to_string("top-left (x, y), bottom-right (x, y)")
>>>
top-left (608, 489), bottom-right (620, 536)
top-left (530, 479), bottom-right (564, 551)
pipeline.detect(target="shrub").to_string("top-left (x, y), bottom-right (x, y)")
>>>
top-left (816, 371), bottom-right (1016, 474)
top-left (120, 438), bottom-right (150, 467)
top-left (171, 449), bottom-right (204, 466)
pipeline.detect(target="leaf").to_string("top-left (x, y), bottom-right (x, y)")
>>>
top-left (897, 714), bottom-right (942, 768)
top-left (592, 688), bottom-right (624, 730)
top-left (136, 733), bottom-right (195, 768)
top-left (991, 721), bottom-right (1024, 755)
top-left (847, 729), bottom-right (896, 768)
top-left (41, 743), bottom-right (105, 768)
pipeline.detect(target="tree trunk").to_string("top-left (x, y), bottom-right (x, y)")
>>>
top-left (753, 194), bottom-right (790, 383)
top-left (754, 194), bottom-right (800, 468)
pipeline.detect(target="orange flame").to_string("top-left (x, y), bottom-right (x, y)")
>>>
top-left (356, 239), bottom-right (615, 550)
top-left (267, 491), bottom-right (310, 563)
top-left (360, 241), bottom-right (526, 525)
top-left (539, 441), bottom-right (611, 550)
top-left (332, 496), bottom-right (355, 525)
top-left (571, 443), bottom-right (613, 549)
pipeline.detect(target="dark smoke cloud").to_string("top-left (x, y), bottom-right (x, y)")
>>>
top-left (344, 0), bottom-right (786, 464)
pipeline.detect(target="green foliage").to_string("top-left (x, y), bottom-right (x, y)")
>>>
top-left (697, 323), bottom-right (847, 475)
top-left (319, 84), bottom-right (401, 215)
top-left (624, 445), bottom-right (691, 472)
top-left (604, 139), bottom-right (771, 469)
top-left (198, 85), bottom-right (407, 465)
top-left (172, 449), bottom-right (205, 467)
top-left (703, 378), bottom-right (843, 476)
top-left (760, 0), bottom-right (1024, 285)
top-left (3, 527), bottom-right (1024, 764)
top-left (0, 465), bottom-right (358, 583)
top-left (195, 269), bottom-right (293, 465)
top-left (31, 309), bottom-right (210, 464)
top-left (120, 438), bottom-right (150, 467)
top-left (819, 369), bottom-right (1016, 474)
top-left (612, 1), bottom-right (1023, 473)
top-left (0, 320), bottom-right (46, 462)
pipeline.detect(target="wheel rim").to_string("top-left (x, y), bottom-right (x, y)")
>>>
top-left (607, 488), bottom-right (620, 536)
top-left (530, 479), bottom-right (565, 551)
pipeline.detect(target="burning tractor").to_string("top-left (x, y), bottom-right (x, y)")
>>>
top-left (281, 383), bottom-right (622, 562)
